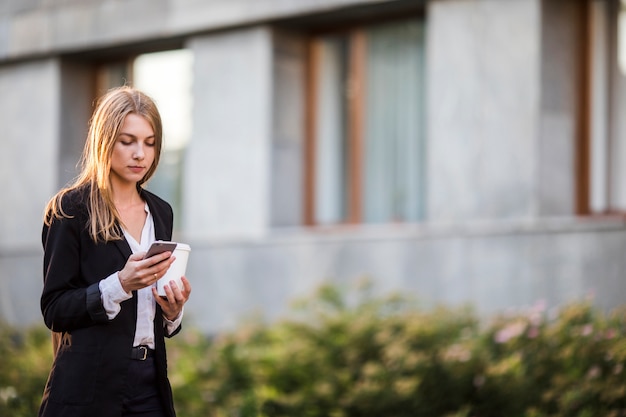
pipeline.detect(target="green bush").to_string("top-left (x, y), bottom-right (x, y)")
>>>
top-left (3, 284), bottom-right (626, 417)
top-left (166, 285), bottom-right (626, 417)
top-left (0, 323), bottom-right (52, 417)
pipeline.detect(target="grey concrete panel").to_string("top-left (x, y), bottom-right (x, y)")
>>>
top-left (0, 0), bottom-right (410, 61)
top-left (270, 30), bottom-right (305, 227)
top-left (174, 218), bottom-right (626, 334)
top-left (538, 115), bottom-right (575, 215)
top-left (0, 250), bottom-right (42, 326)
top-left (0, 59), bottom-right (60, 250)
top-left (0, 16), bottom-right (8, 58)
top-left (427, 0), bottom-right (541, 221)
top-left (183, 27), bottom-right (273, 239)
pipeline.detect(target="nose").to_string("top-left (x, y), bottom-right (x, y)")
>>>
top-left (133, 143), bottom-right (145, 160)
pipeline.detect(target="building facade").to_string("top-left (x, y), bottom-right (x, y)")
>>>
top-left (1, 0), bottom-right (625, 333)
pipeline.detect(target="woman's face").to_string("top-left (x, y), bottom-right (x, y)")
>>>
top-left (110, 113), bottom-right (156, 189)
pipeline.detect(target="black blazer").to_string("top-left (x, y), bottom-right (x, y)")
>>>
top-left (39, 185), bottom-right (179, 417)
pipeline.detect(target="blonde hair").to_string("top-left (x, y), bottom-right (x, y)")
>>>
top-left (44, 86), bottom-right (163, 242)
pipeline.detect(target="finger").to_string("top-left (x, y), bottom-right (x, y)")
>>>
top-left (160, 283), bottom-right (178, 304)
top-left (152, 287), bottom-right (169, 309)
top-left (167, 281), bottom-right (185, 303)
top-left (144, 251), bottom-right (174, 267)
top-left (152, 286), bottom-right (169, 301)
top-left (154, 293), bottom-right (181, 321)
top-left (155, 256), bottom-right (176, 274)
top-left (180, 276), bottom-right (192, 295)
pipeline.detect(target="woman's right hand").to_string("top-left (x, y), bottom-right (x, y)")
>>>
top-left (118, 251), bottom-right (175, 293)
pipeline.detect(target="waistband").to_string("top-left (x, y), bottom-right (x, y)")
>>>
top-left (130, 345), bottom-right (155, 361)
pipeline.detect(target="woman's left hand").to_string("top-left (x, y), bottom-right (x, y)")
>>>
top-left (153, 276), bottom-right (192, 321)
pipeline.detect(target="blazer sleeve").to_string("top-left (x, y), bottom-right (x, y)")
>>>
top-left (40, 201), bottom-right (109, 332)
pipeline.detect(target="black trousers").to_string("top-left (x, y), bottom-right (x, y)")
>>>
top-left (121, 356), bottom-right (166, 417)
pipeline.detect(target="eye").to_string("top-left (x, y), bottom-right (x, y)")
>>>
top-left (145, 141), bottom-right (156, 147)
top-left (117, 135), bottom-right (134, 145)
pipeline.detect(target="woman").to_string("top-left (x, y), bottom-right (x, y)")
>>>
top-left (39, 86), bottom-right (192, 417)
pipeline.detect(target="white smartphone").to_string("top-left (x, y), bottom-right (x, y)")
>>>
top-left (144, 241), bottom-right (177, 259)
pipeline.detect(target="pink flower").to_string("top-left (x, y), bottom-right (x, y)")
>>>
top-left (528, 300), bottom-right (547, 326)
top-left (580, 324), bottom-right (593, 337)
top-left (527, 326), bottom-right (540, 339)
top-left (586, 365), bottom-right (601, 379)
top-left (495, 321), bottom-right (527, 344)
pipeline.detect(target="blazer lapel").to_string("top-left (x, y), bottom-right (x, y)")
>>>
top-left (113, 233), bottom-right (132, 260)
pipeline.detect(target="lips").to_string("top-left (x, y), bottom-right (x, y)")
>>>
top-left (129, 166), bottom-right (145, 173)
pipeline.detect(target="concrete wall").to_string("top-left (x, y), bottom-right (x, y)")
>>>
top-left (270, 30), bottom-right (306, 227)
top-left (183, 26), bottom-right (305, 237)
top-left (1, 0), bottom-right (624, 336)
top-left (183, 27), bottom-right (273, 240)
top-left (0, 0), bottom-right (411, 61)
top-left (0, 58), bottom-right (60, 324)
top-left (427, 0), bottom-right (541, 221)
top-left (182, 218), bottom-right (626, 333)
top-left (0, 59), bottom-right (60, 250)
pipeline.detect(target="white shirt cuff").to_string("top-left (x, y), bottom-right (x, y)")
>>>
top-left (163, 308), bottom-right (184, 335)
top-left (99, 272), bottom-right (133, 320)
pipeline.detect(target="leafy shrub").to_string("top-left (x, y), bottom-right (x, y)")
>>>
top-left (4, 284), bottom-right (626, 417)
top-left (166, 286), bottom-right (626, 417)
top-left (0, 323), bottom-right (52, 417)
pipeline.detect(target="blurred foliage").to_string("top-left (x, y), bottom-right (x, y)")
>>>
top-left (0, 323), bottom-right (52, 417)
top-left (166, 284), bottom-right (626, 417)
top-left (4, 283), bottom-right (626, 417)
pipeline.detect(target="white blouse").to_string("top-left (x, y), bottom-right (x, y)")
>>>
top-left (98, 202), bottom-right (182, 349)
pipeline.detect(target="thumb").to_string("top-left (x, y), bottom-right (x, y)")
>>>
top-left (129, 252), bottom-right (146, 261)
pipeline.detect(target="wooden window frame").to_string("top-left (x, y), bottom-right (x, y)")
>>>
top-left (304, 29), bottom-right (364, 226)
top-left (579, 0), bottom-right (626, 216)
top-left (304, 14), bottom-right (425, 227)
top-left (302, 28), bottom-right (369, 226)
top-left (304, 38), bottom-right (319, 226)
top-left (576, 0), bottom-right (592, 215)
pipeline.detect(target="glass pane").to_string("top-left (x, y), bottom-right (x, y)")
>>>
top-left (314, 36), bottom-right (350, 224)
top-left (363, 19), bottom-right (425, 223)
top-left (611, 0), bottom-right (626, 210)
top-left (134, 49), bottom-right (194, 231)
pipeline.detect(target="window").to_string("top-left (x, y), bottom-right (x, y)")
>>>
top-left (97, 49), bottom-right (193, 230)
top-left (305, 18), bottom-right (426, 225)
top-left (587, 0), bottom-right (626, 213)
top-left (134, 50), bottom-right (193, 231)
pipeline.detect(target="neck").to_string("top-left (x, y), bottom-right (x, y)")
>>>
top-left (111, 182), bottom-right (142, 208)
